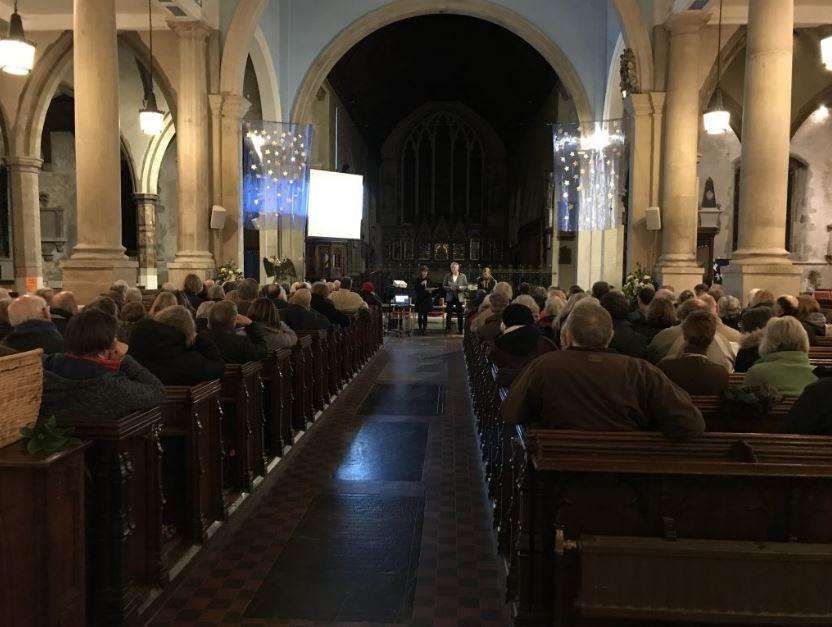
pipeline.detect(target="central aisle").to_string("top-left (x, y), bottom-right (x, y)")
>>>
top-left (150, 335), bottom-right (510, 626)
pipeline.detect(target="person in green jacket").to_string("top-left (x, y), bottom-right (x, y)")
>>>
top-left (744, 316), bottom-right (817, 396)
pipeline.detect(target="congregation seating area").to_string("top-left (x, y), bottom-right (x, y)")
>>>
top-left (463, 330), bottom-right (832, 625)
top-left (0, 297), bottom-right (383, 626)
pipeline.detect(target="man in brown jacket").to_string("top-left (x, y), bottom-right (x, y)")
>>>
top-left (502, 303), bottom-right (705, 440)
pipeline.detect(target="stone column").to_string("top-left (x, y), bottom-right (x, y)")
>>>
top-left (61, 0), bottom-right (136, 303)
top-left (625, 92), bottom-right (665, 274)
top-left (219, 94), bottom-right (250, 268)
top-left (5, 156), bottom-right (44, 292)
top-left (656, 10), bottom-right (710, 292)
top-left (134, 193), bottom-right (158, 289)
top-left (166, 19), bottom-right (215, 286)
top-left (723, 0), bottom-right (801, 299)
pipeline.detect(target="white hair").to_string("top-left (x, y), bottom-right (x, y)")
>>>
top-left (124, 287), bottom-right (143, 304)
top-left (542, 295), bottom-right (567, 318)
top-left (513, 294), bottom-right (540, 316)
top-left (759, 316), bottom-right (809, 355)
top-left (8, 295), bottom-right (49, 326)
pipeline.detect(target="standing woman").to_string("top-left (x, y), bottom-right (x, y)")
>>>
top-left (476, 267), bottom-right (496, 293)
top-left (414, 265), bottom-right (435, 334)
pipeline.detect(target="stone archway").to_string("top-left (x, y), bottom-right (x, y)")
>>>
top-left (290, 0), bottom-right (594, 126)
top-left (611, 0), bottom-right (654, 93)
top-left (220, 0), bottom-right (269, 98)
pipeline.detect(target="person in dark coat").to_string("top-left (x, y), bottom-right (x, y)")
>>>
top-left (502, 303), bottom-right (704, 440)
top-left (203, 300), bottom-right (267, 363)
top-left (40, 308), bottom-right (164, 421)
top-left (734, 306), bottom-right (774, 373)
top-left (657, 310), bottom-right (729, 395)
top-left (360, 282), bottom-right (383, 307)
top-left (3, 295), bottom-right (64, 354)
top-left (784, 378), bottom-right (832, 435)
top-left (0, 299), bottom-right (12, 341)
top-left (128, 305), bottom-right (225, 385)
top-left (280, 288), bottom-right (331, 331)
top-left (488, 304), bottom-right (555, 386)
top-left (601, 290), bottom-right (647, 359)
top-left (182, 274), bottom-right (206, 311)
top-left (50, 291), bottom-right (78, 336)
top-left (632, 296), bottom-right (677, 344)
top-left (117, 301), bottom-right (147, 343)
top-left (311, 282), bottom-right (350, 327)
top-left (476, 267), bottom-right (496, 293)
top-left (414, 266), bottom-right (435, 334)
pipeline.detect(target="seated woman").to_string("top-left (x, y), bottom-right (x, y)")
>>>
top-left (41, 308), bottom-right (165, 420)
top-left (488, 303), bottom-right (555, 386)
top-left (718, 295), bottom-right (742, 331)
top-left (797, 295), bottom-right (827, 343)
top-left (117, 301), bottom-right (147, 343)
top-left (127, 305), bottom-right (225, 385)
top-left (310, 282), bottom-right (350, 327)
top-left (360, 282), bottom-right (383, 307)
top-left (632, 296), bottom-right (677, 343)
top-left (281, 288), bottom-right (331, 331)
top-left (149, 291), bottom-right (177, 316)
top-left (246, 297), bottom-right (298, 350)
top-left (194, 301), bottom-right (213, 333)
top-left (182, 274), bottom-right (205, 310)
top-left (744, 316), bottom-right (817, 396)
top-left (600, 290), bottom-right (647, 359)
top-left (538, 295), bottom-right (566, 342)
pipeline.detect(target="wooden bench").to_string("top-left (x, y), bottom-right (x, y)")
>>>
top-left (57, 407), bottom-right (164, 626)
top-left (220, 362), bottom-right (264, 500)
top-left (297, 329), bottom-right (329, 413)
top-left (291, 335), bottom-right (314, 431)
top-left (0, 439), bottom-right (89, 626)
top-left (259, 348), bottom-right (294, 460)
top-left (159, 381), bottom-right (224, 558)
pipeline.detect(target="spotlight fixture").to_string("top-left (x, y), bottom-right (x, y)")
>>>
top-left (139, 0), bottom-right (165, 136)
top-left (0, 1), bottom-right (36, 76)
top-left (703, 0), bottom-right (731, 135)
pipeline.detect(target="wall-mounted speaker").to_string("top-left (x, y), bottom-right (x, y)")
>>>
top-left (210, 205), bottom-right (226, 230)
top-left (645, 206), bottom-right (661, 231)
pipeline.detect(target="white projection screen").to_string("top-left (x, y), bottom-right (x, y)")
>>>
top-left (307, 169), bottom-right (364, 239)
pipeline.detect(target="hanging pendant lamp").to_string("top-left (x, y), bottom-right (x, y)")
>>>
top-left (0, 1), bottom-right (36, 76)
top-left (703, 0), bottom-right (731, 135)
top-left (821, 34), bottom-right (832, 71)
top-left (139, 0), bottom-right (165, 136)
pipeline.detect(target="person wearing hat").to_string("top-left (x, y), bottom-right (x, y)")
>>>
top-left (360, 281), bottom-right (382, 307)
top-left (487, 303), bottom-right (555, 385)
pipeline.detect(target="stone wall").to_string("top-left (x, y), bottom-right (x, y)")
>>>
top-left (156, 138), bottom-right (180, 284)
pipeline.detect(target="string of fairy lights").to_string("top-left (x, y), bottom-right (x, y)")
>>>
top-left (244, 125), bottom-right (312, 216)
top-left (553, 121), bottom-right (626, 232)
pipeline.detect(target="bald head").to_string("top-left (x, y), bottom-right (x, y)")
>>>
top-left (8, 295), bottom-right (50, 326)
top-left (52, 290), bottom-right (78, 314)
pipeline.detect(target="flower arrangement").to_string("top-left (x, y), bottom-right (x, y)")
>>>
top-left (263, 256), bottom-right (298, 283)
top-left (623, 263), bottom-right (656, 303)
top-left (216, 260), bottom-right (242, 284)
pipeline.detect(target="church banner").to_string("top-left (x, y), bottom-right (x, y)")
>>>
top-left (552, 120), bottom-right (627, 232)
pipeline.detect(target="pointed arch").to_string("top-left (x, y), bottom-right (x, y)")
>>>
top-left (138, 113), bottom-right (176, 195)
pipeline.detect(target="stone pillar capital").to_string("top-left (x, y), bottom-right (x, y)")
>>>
top-left (624, 92), bottom-right (652, 117)
top-left (208, 93), bottom-right (224, 116)
top-left (4, 155), bottom-right (43, 172)
top-left (221, 94), bottom-right (251, 121)
top-left (665, 10), bottom-right (710, 36)
top-left (166, 18), bottom-right (212, 40)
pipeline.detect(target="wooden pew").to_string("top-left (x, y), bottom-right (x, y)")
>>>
top-left (291, 335), bottom-right (314, 431)
top-left (159, 380), bottom-right (224, 558)
top-left (692, 394), bottom-right (796, 433)
top-left (0, 439), bottom-right (89, 626)
top-left (297, 329), bottom-right (328, 413)
top-left (259, 348), bottom-right (294, 460)
top-left (220, 362), bottom-right (264, 500)
top-left (57, 407), bottom-right (164, 626)
top-left (508, 428), bottom-right (832, 625)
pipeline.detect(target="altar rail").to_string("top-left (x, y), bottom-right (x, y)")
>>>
top-left (463, 330), bottom-right (832, 626)
top-left (3, 305), bottom-right (383, 626)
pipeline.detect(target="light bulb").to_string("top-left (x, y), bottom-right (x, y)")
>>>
top-left (703, 108), bottom-right (731, 135)
top-left (139, 108), bottom-right (165, 136)
top-left (822, 35), bottom-right (832, 71)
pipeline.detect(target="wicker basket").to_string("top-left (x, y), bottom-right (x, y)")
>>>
top-left (0, 349), bottom-right (43, 449)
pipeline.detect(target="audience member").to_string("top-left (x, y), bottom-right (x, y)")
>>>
top-left (487, 303), bottom-right (554, 385)
top-left (552, 291), bottom-right (592, 346)
top-left (530, 285), bottom-right (548, 310)
top-left (517, 282), bottom-right (531, 296)
top-left (35, 287), bottom-right (54, 306)
top-left (591, 281), bottom-right (612, 300)
top-left (204, 300), bottom-right (267, 363)
top-left (784, 377), bottom-right (832, 435)
top-left (600, 290), bottom-right (647, 359)
top-left (749, 289), bottom-right (775, 309)
top-left (512, 294), bottom-right (540, 321)
top-left (493, 281), bottom-right (513, 301)
top-left (657, 310), bottom-right (729, 395)
top-left (708, 284), bottom-right (726, 303)
top-left (797, 294), bottom-right (826, 343)
top-left (206, 284), bottom-right (225, 302)
top-left (3, 295), bottom-right (64, 354)
top-left (88, 296), bottom-right (119, 318)
top-left (40, 308), bottom-right (164, 420)
top-left (632, 296), bottom-right (676, 343)
top-left (744, 316), bottom-right (817, 396)
top-left (700, 294), bottom-right (741, 343)
top-left (693, 283), bottom-right (709, 297)
top-left (628, 285), bottom-right (655, 324)
top-left (117, 301), bottom-right (147, 343)
top-left (311, 282), bottom-right (350, 327)
top-left (149, 291), bottom-right (177, 316)
top-left (329, 277), bottom-right (369, 314)
top-left (50, 290), bottom-right (78, 335)
top-left (568, 285), bottom-right (584, 295)
top-left (502, 303), bottom-right (704, 439)
top-left (246, 298), bottom-right (298, 350)
top-left (124, 287), bottom-right (143, 304)
top-left (360, 282), bottom-right (383, 307)
top-left (195, 301), bottom-right (213, 332)
top-left (182, 274), bottom-right (205, 310)
top-left (734, 306), bottom-right (775, 373)
top-left (0, 299), bottom-right (12, 340)
top-left (538, 295), bottom-right (566, 341)
top-left (718, 295), bottom-right (742, 331)
top-left (677, 289), bottom-right (695, 304)
top-left (237, 278), bottom-right (260, 314)
top-left (472, 292), bottom-right (509, 341)
top-left (128, 305), bottom-right (225, 385)
top-left (281, 288), bottom-right (331, 331)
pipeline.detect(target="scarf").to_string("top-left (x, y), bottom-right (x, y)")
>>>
top-left (66, 353), bottom-right (122, 373)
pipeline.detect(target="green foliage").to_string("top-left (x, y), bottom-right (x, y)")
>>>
top-left (623, 263), bottom-right (657, 303)
top-left (19, 416), bottom-right (80, 455)
top-left (216, 261), bottom-right (242, 284)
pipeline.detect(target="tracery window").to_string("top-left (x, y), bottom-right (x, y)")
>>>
top-left (399, 111), bottom-right (485, 224)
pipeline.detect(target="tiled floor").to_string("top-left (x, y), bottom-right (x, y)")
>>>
top-left (148, 335), bottom-right (509, 626)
